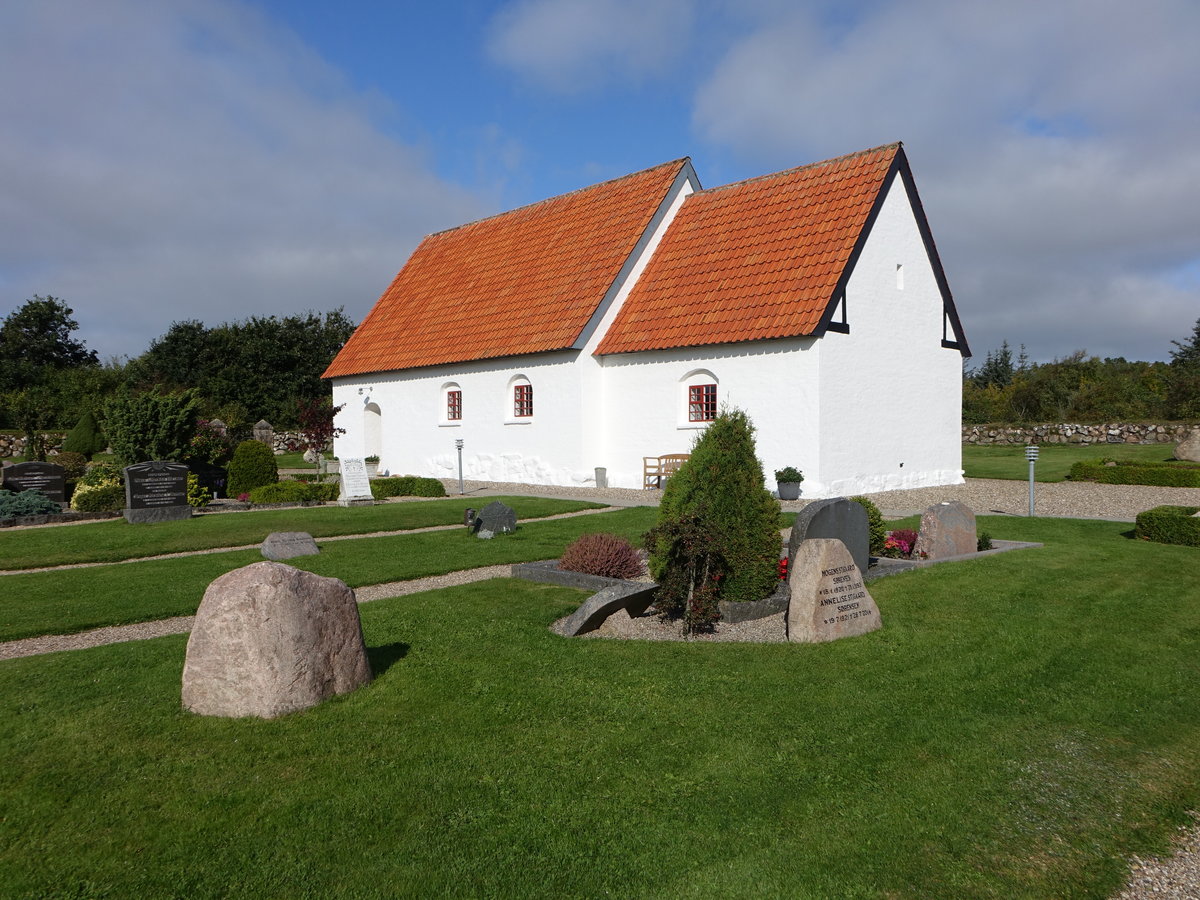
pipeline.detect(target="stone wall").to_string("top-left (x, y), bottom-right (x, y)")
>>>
top-left (0, 433), bottom-right (66, 459)
top-left (963, 423), bottom-right (1195, 445)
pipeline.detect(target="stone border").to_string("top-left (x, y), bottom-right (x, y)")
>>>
top-left (718, 580), bottom-right (790, 623)
top-left (510, 559), bottom-right (638, 592)
top-left (864, 539), bottom-right (1043, 580)
top-left (0, 510), bottom-right (122, 528)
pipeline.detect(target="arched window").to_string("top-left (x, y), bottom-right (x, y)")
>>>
top-left (508, 374), bottom-right (533, 421)
top-left (441, 382), bottom-right (462, 424)
top-left (680, 369), bottom-right (718, 426)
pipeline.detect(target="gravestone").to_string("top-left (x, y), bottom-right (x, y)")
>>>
top-left (1, 461), bottom-right (66, 502)
top-left (1176, 428), bottom-right (1200, 463)
top-left (912, 500), bottom-right (977, 559)
top-left (208, 418), bottom-right (228, 437)
top-left (182, 562), bottom-right (372, 719)
top-left (475, 500), bottom-right (516, 539)
top-left (786, 538), bottom-right (881, 643)
top-left (337, 458), bottom-right (374, 506)
top-left (253, 419), bottom-right (274, 447)
top-left (787, 497), bottom-right (869, 573)
top-left (261, 531), bottom-right (320, 561)
top-left (123, 461), bottom-right (191, 523)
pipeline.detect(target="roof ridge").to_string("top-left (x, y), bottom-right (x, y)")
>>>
top-left (695, 142), bottom-right (901, 196)
top-left (425, 157), bottom-right (691, 239)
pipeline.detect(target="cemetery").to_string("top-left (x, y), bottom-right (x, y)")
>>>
top-left (1, 406), bottom-right (1199, 897)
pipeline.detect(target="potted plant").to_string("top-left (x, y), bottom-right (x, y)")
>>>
top-left (774, 466), bottom-right (804, 500)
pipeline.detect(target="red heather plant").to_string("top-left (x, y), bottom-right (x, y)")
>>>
top-left (558, 532), bottom-right (646, 580)
top-left (882, 528), bottom-right (919, 558)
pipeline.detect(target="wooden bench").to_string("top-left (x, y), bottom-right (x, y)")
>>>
top-left (643, 453), bottom-right (690, 490)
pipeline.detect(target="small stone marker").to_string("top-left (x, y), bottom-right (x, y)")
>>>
top-left (787, 497), bottom-right (869, 573)
top-left (1, 461), bottom-right (66, 502)
top-left (1176, 428), bottom-right (1200, 463)
top-left (337, 458), bottom-right (374, 506)
top-left (123, 461), bottom-right (191, 524)
top-left (182, 562), bottom-right (372, 719)
top-left (912, 500), bottom-right (977, 560)
top-left (555, 582), bottom-right (657, 636)
top-left (786, 538), bottom-right (881, 643)
top-left (475, 500), bottom-right (516, 538)
top-left (261, 531), bottom-right (320, 560)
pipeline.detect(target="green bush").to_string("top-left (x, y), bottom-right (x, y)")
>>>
top-left (227, 440), bottom-right (279, 496)
top-left (310, 481), bottom-right (340, 503)
top-left (78, 461), bottom-right (123, 487)
top-left (645, 408), bottom-right (782, 631)
top-left (103, 389), bottom-right (201, 466)
top-left (51, 451), bottom-right (88, 482)
top-left (1134, 505), bottom-right (1200, 548)
top-left (186, 473), bottom-right (211, 509)
top-left (61, 410), bottom-right (107, 459)
top-left (774, 466), bottom-right (804, 483)
top-left (850, 496), bottom-right (887, 557)
top-left (559, 533), bottom-right (645, 579)
top-left (246, 480), bottom-right (339, 505)
top-left (370, 476), bottom-right (448, 499)
top-left (0, 489), bottom-right (62, 518)
top-left (70, 482), bottom-right (125, 512)
top-left (1069, 459), bottom-right (1200, 487)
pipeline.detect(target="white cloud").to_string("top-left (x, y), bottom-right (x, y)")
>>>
top-left (691, 0), bottom-right (1200, 362)
top-left (487, 0), bottom-right (695, 91)
top-left (0, 0), bottom-right (486, 360)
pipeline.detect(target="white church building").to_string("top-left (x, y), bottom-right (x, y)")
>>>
top-left (323, 143), bottom-right (970, 497)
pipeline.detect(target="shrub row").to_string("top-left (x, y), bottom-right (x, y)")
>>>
top-left (1069, 460), bottom-right (1200, 487)
top-left (370, 476), bottom-right (447, 499)
top-left (247, 481), bottom-right (339, 504)
top-left (1134, 505), bottom-right (1200, 548)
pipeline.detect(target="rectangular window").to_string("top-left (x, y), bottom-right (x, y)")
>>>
top-left (447, 390), bottom-right (462, 421)
top-left (689, 384), bottom-right (716, 422)
top-left (514, 383), bottom-right (533, 418)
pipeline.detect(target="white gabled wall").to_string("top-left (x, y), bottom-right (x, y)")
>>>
top-left (813, 175), bottom-right (964, 495)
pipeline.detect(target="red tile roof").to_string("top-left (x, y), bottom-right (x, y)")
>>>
top-left (322, 159), bottom-right (690, 379)
top-left (594, 144), bottom-right (900, 355)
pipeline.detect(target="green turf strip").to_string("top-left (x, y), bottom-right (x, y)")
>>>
top-left (0, 507), bottom-right (659, 642)
top-left (962, 441), bottom-right (1182, 482)
top-left (0, 496), bottom-right (606, 570)
top-left (1, 516), bottom-right (1198, 896)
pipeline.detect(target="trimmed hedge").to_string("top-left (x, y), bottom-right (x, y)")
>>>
top-left (1069, 459), bottom-right (1200, 487)
top-left (227, 441), bottom-right (279, 497)
top-left (370, 476), bottom-right (447, 499)
top-left (1134, 505), bottom-right (1200, 548)
top-left (247, 481), bottom-right (339, 504)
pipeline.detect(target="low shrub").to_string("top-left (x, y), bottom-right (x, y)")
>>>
top-left (186, 473), bottom-right (211, 508)
top-left (977, 532), bottom-right (994, 552)
top-left (1069, 459), bottom-right (1200, 487)
top-left (51, 451), bottom-right (89, 482)
top-left (78, 462), bottom-right (123, 487)
top-left (370, 476), bottom-right (447, 499)
top-left (71, 482), bottom-right (125, 512)
top-left (309, 482), bottom-right (340, 502)
top-left (559, 532), bottom-right (646, 579)
top-left (0, 489), bottom-right (62, 518)
top-left (850, 496), bottom-right (887, 557)
top-left (227, 441), bottom-right (278, 496)
top-left (1134, 505), bottom-right (1200, 548)
top-left (246, 481), bottom-right (339, 505)
top-left (882, 529), bottom-right (919, 559)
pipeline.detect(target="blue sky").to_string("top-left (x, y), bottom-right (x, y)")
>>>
top-left (2, 0), bottom-right (1198, 367)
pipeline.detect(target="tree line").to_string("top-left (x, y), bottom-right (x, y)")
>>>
top-left (963, 320), bottom-right (1200, 424)
top-left (0, 295), bottom-right (355, 448)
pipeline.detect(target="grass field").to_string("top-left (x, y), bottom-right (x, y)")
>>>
top-left (962, 441), bottom-right (1181, 481)
top-left (1, 514), bottom-right (1199, 896)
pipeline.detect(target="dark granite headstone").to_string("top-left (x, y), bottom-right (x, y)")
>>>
top-left (475, 500), bottom-right (517, 539)
top-left (1, 462), bottom-right (66, 502)
top-left (123, 461), bottom-right (191, 524)
top-left (261, 532), bottom-right (320, 561)
top-left (787, 497), bottom-right (869, 574)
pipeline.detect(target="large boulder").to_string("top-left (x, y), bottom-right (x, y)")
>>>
top-left (913, 500), bottom-right (977, 560)
top-left (182, 562), bottom-right (372, 719)
top-left (1176, 429), bottom-right (1200, 462)
top-left (786, 538), bottom-right (881, 643)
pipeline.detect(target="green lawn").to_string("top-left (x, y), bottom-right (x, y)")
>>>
top-left (0, 496), bottom-right (606, 570)
top-left (0, 507), bottom-right (659, 642)
top-left (963, 441), bottom-right (1180, 481)
top-left (1, 515), bottom-right (1198, 897)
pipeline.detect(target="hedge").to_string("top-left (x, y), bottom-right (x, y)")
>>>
top-left (247, 481), bottom-right (339, 504)
top-left (1069, 459), bottom-right (1200, 488)
top-left (1134, 505), bottom-right (1200, 548)
top-left (370, 476), bottom-right (447, 499)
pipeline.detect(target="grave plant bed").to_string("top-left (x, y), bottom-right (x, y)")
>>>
top-left (0, 509), bottom-right (122, 528)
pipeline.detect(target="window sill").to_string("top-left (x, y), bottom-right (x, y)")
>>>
top-left (438, 422), bottom-right (462, 428)
top-left (505, 419), bottom-right (534, 425)
top-left (677, 422), bottom-right (710, 430)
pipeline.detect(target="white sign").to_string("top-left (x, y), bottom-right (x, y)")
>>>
top-left (338, 458), bottom-right (373, 505)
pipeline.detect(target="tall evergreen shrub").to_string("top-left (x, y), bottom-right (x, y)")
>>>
top-left (103, 389), bottom-right (200, 465)
top-left (226, 440), bottom-right (278, 496)
top-left (61, 410), bottom-right (107, 459)
top-left (645, 408), bottom-right (781, 630)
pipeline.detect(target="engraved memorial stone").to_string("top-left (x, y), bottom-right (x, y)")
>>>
top-left (913, 500), bottom-right (977, 560)
top-left (123, 461), bottom-right (192, 524)
top-left (1, 461), bottom-right (66, 502)
top-left (475, 500), bottom-right (517, 539)
top-left (787, 497), bottom-right (869, 573)
top-left (337, 458), bottom-right (374, 506)
top-left (786, 538), bottom-right (881, 643)
top-left (261, 531), bottom-right (320, 561)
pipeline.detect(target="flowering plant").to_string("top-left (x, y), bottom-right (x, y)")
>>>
top-left (881, 529), bottom-right (920, 559)
top-left (778, 557), bottom-right (789, 580)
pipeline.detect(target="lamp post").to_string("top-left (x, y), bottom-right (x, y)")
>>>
top-left (1025, 444), bottom-right (1039, 517)
top-left (455, 439), bottom-right (464, 495)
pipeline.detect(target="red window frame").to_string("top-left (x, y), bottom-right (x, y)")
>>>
top-left (689, 383), bottom-right (717, 422)
top-left (447, 389), bottom-right (462, 421)
top-left (513, 383), bottom-right (533, 418)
